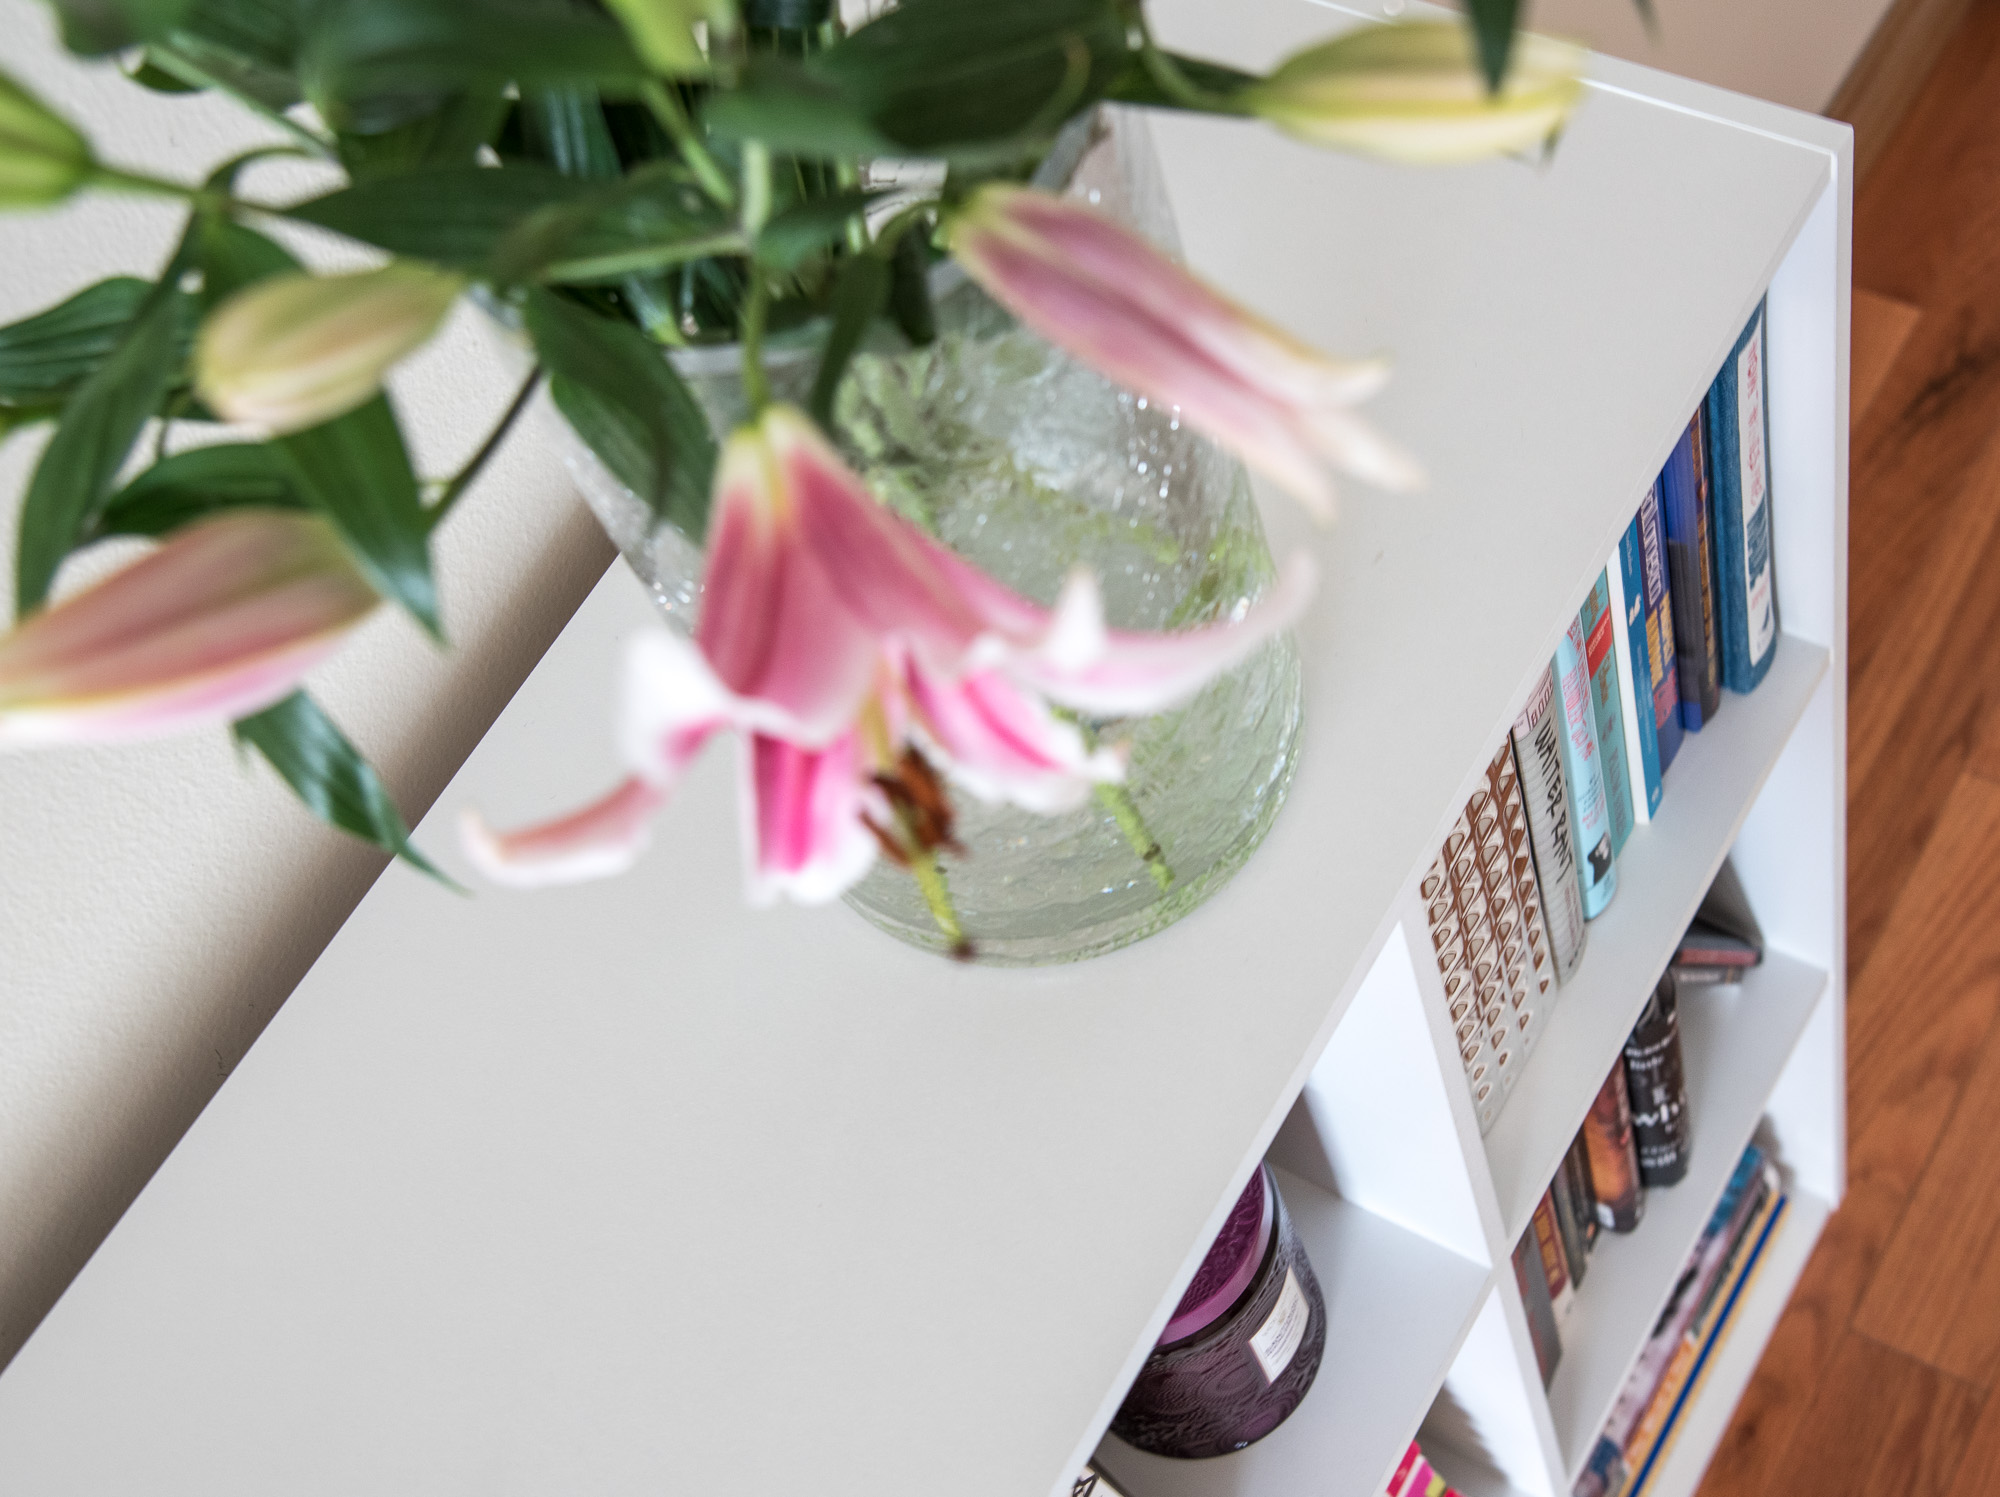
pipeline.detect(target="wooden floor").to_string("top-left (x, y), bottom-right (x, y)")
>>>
top-left (1694, 7), bottom-right (2000, 1496)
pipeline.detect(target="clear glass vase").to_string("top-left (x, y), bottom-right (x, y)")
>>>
top-left (562, 109), bottom-right (1304, 965)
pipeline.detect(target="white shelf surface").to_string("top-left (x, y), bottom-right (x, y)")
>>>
top-left (1638, 1190), bottom-right (1831, 1497)
top-left (1483, 638), bottom-right (1830, 1245)
top-left (1098, 1169), bottom-right (1490, 1497)
top-left (1545, 958), bottom-right (1830, 1479)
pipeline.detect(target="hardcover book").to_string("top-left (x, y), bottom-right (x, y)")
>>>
top-left (1580, 571), bottom-right (1636, 854)
top-left (1605, 525), bottom-right (1661, 826)
top-left (1675, 857), bottom-right (1765, 978)
top-left (1513, 1229), bottom-right (1562, 1388)
top-left (1554, 619), bottom-right (1617, 918)
top-left (1660, 411), bottom-right (1722, 730)
top-left (1533, 1188), bottom-right (1577, 1328)
top-left (1549, 1148), bottom-right (1592, 1290)
top-left (1705, 300), bottom-right (1780, 694)
top-left (1512, 668), bottom-right (1588, 983)
top-left (1635, 486), bottom-right (1684, 771)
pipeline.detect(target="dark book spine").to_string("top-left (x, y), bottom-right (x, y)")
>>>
top-left (1636, 485), bottom-right (1684, 771)
top-left (1532, 1189), bottom-right (1575, 1327)
top-left (1583, 1059), bottom-right (1646, 1231)
top-left (1512, 1230), bottom-right (1563, 1387)
top-left (1660, 413), bottom-right (1722, 730)
top-left (1549, 1152), bottom-right (1591, 1288)
top-left (1564, 1132), bottom-right (1600, 1255)
top-left (1625, 974), bottom-right (1693, 1185)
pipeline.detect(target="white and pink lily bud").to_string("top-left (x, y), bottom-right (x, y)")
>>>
top-left (463, 403), bottom-right (1315, 906)
top-left (1244, 23), bottom-right (1585, 166)
top-left (947, 183), bottom-right (1421, 522)
top-left (0, 509), bottom-right (380, 744)
top-left (195, 263), bottom-right (465, 434)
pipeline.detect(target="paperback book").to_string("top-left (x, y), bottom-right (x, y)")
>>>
top-left (1580, 571), bottom-right (1636, 854)
top-left (1704, 300), bottom-right (1780, 695)
top-left (1659, 411), bottom-right (1723, 731)
top-left (1512, 668), bottom-right (1588, 982)
top-left (1554, 617), bottom-right (1617, 918)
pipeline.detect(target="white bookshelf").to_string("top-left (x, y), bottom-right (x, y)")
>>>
top-left (0, 4), bottom-right (1846, 1496)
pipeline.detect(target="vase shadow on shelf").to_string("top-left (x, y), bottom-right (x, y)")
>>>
top-left (559, 107), bottom-right (1305, 965)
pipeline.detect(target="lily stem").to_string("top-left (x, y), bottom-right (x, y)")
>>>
top-left (139, 45), bottom-right (337, 159)
top-left (427, 367), bottom-right (543, 532)
top-left (1127, 8), bottom-right (1250, 116)
top-left (641, 80), bottom-right (738, 211)
top-left (1097, 783), bottom-right (1176, 893)
top-left (908, 845), bottom-right (973, 960)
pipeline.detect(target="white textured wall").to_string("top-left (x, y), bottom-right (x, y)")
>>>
top-left (0, 1), bottom-right (612, 1367)
top-left (0, 0), bottom-right (1883, 1370)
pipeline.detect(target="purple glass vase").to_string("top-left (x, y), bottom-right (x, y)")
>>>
top-left (1110, 1166), bottom-right (1327, 1458)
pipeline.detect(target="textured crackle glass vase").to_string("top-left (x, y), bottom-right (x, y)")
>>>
top-left (564, 109), bottom-right (1304, 965)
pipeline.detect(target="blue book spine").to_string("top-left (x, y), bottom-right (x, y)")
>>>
top-left (1636, 486), bottom-right (1684, 772)
top-left (1554, 619), bottom-right (1617, 918)
top-left (1614, 518), bottom-right (1665, 820)
top-left (1659, 414), bottom-right (1721, 731)
top-left (1705, 300), bottom-right (1780, 693)
top-left (1580, 572), bottom-right (1634, 854)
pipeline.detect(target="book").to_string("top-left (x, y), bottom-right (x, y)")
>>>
top-left (1674, 857), bottom-right (1764, 979)
top-left (1549, 1146), bottom-right (1592, 1289)
top-left (1513, 1227), bottom-right (1562, 1387)
top-left (1426, 819), bottom-right (1502, 1132)
top-left (1623, 974), bottom-right (1692, 1187)
top-left (1635, 486), bottom-right (1684, 772)
top-left (1580, 1146), bottom-right (1770, 1496)
top-left (1512, 668), bottom-right (1588, 982)
top-left (1705, 300), bottom-right (1780, 695)
top-left (1583, 1059), bottom-right (1644, 1232)
top-left (1554, 619), bottom-right (1617, 919)
top-left (1580, 572), bottom-right (1636, 853)
top-left (1605, 525), bottom-right (1661, 826)
top-left (1564, 1132), bottom-right (1601, 1257)
top-left (1533, 1188), bottom-right (1577, 1329)
top-left (1480, 741), bottom-right (1559, 1120)
top-left (1383, 1441), bottom-right (1467, 1497)
top-left (1660, 411), bottom-right (1722, 730)
top-left (1623, 1186), bottom-right (1789, 1497)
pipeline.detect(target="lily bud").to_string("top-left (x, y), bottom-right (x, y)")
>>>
top-left (603, 0), bottom-right (738, 74)
top-left (195, 263), bottom-right (464, 433)
top-left (1243, 22), bottom-right (1586, 165)
top-left (0, 68), bottom-right (92, 208)
top-left (0, 510), bottom-right (379, 744)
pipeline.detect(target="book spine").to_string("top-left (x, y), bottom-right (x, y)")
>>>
top-left (1511, 669), bottom-right (1588, 982)
top-left (1581, 571), bottom-right (1636, 853)
top-left (1477, 742), bottom-right (1558, 1124)
top-left (1636, 485), bottom-right (1685, 772)
top-left (1608, 523), bottom-right (1663, 824)
top-left (1565, 1132), bottom-right (1601, 1256)
top-left (1624, 975), bottom-right (1693, 1186)
top-left (1423, 845), bottom-right (1500, 1132)
top-left (1512, 1230), bottom-right (1562, 1387)
top-left (1661, 412), bottom-right (1722, 729)
top-left (1533, 1189), bottom-right (1577, 1328)
top-left (1583, 1059), bottom-right (1645, 1232)
top-left (1549, 1153), bottom-right (1591, 1289)
top-left (1555, 620), bottom-right (1618, 918)
top-left (1705, 301), bottom-right (1780, 694)
top-left (1491, 741), bottom-right (1558, 1009)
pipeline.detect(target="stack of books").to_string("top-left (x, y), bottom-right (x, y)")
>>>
top-left (1421, 302), bottom-right (1781, 1132)
top-left (1574, 1145), bottom-right (1788, 1497)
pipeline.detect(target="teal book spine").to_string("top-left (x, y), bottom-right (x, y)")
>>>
top-left (1705, 300), bottom-right (1780, 693)
top-left (1609, 518), bottom-right (1664, 822)
top-left (1554, 619), bottom-right (1617, 919)
top-left (1580, 570), bottom-right (1635, 853)
top-left (1637, 484), bottom-right (1685, 771)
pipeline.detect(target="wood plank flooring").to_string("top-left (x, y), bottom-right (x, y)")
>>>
top-left (1695, 5), bottom-right (2000, 1493)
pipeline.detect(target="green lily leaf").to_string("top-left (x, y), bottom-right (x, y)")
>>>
top-left (817, 0), bottom-right (1127, 156)
top-left (338, 90), bottom-right (511, 179)
top-left (300, 0), bottom-right (648, 135)
top-left (47, 0), bottom-right (191, 54)
top-left (196, 214), bottom-right (302, 304)
top-left (274, 395), bottom-right (440, 637)
top-left (14, 284), bottom-right (190, 616)
top-left (94, 441), bottom-right (303, 539)
top-left (284, 162), bottom-right (595, 271)
top-left (1463, 0), bottom-right (1521, 93)
top-left (234, 690), bottom-right (460, 887)
top-left (703, 58), bottom-right (898, 160)
top-left (809, 250), bottom-right (888, 429)
top-left (0, 277), bottom-right (151, 404)
top-left (1104, 51), bottom-right (1257, 112)
top-left (494, 165), bottom-right (737, 285)
top-left (886, 226), bottom-right (936, 347)
top-left (756, 190), bottom-right (878, 273)
top-left (525, 286), bottom-right (714, 539)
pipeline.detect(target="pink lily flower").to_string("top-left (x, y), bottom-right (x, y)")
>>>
top-left (0, 509), bottom-right (379, 745)
top-left (948, 183), bottom-right (1423, 521)
top-left (463, 404), bottom-right (1314, 905)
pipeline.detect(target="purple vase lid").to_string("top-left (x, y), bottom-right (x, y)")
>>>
top-left (1159, 1166), bottom-right (1275, 1346)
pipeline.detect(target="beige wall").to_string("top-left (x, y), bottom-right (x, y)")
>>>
top-left (1533, 0), bottom-right (1896, 113)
